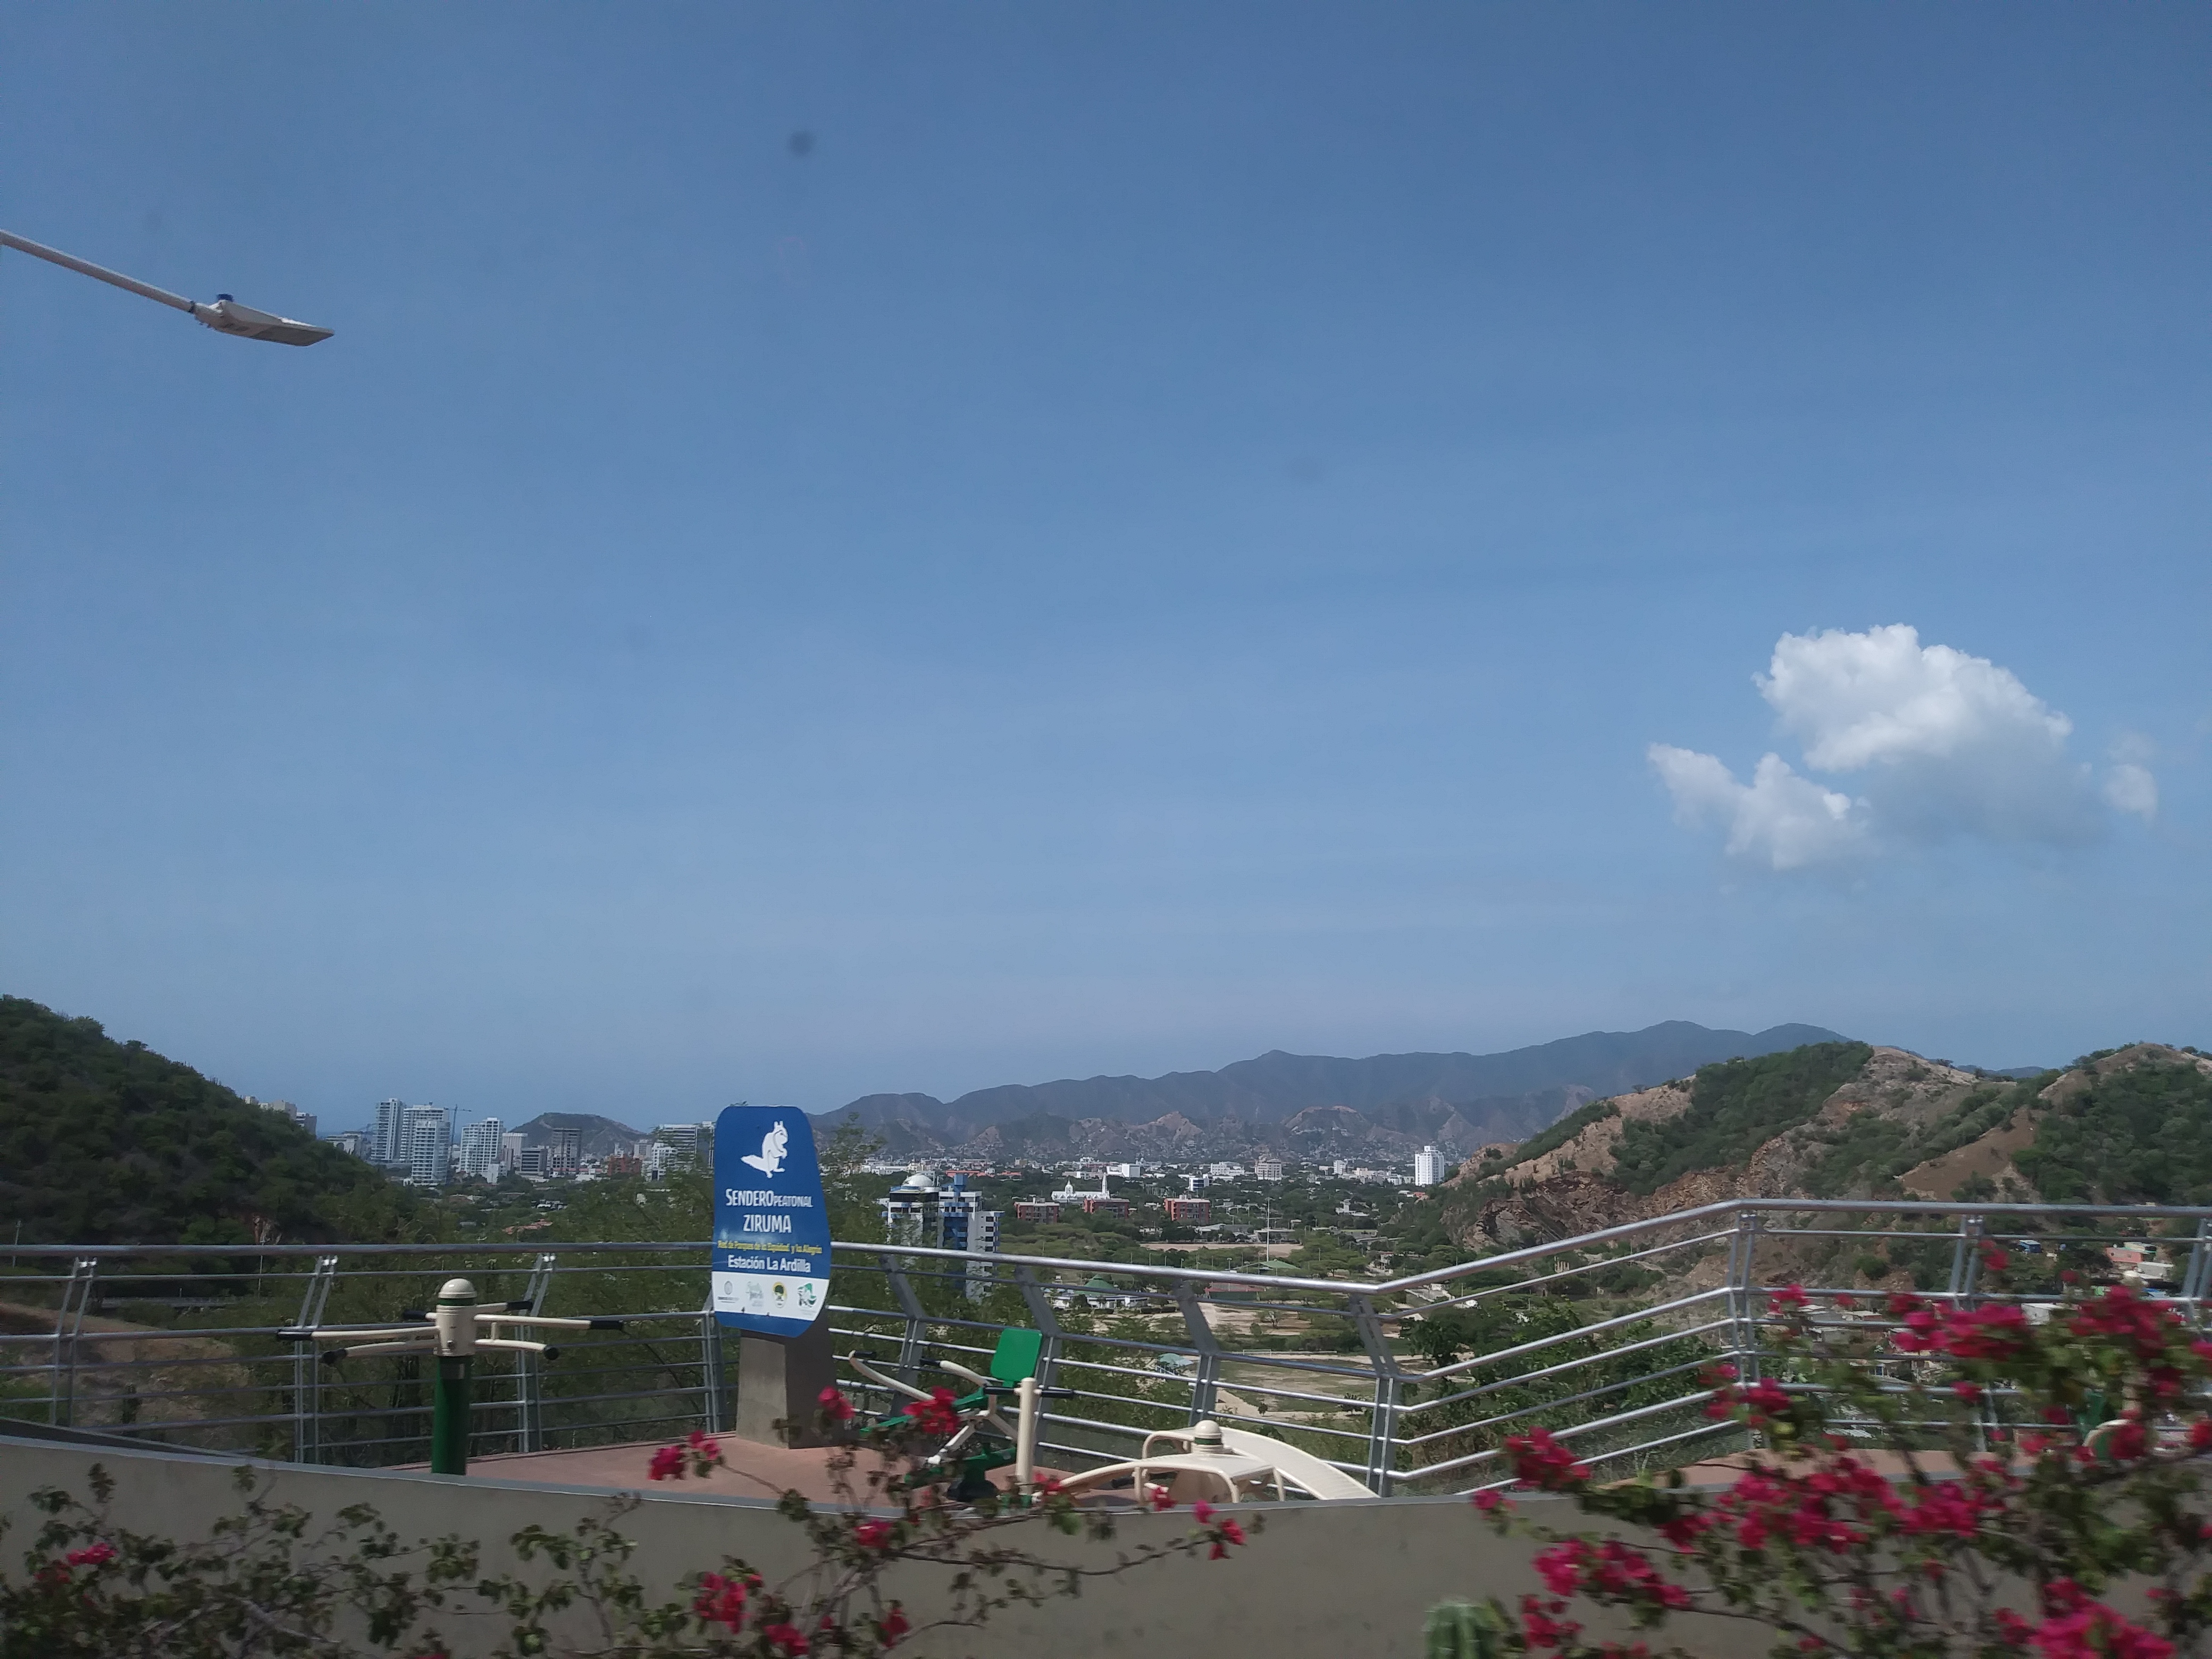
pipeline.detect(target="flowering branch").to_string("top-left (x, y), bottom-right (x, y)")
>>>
top-left (1453, 1272), bottom-right (2212, 1659)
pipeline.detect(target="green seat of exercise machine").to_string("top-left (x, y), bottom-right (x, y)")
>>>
top-left (947, 1326), bottom-right (1049, 1412)
top-left (990, 1326), bottom-right (1045, 1385)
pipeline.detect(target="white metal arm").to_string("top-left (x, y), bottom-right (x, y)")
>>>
top-left (845, 1350), bottom-right (935, 1404)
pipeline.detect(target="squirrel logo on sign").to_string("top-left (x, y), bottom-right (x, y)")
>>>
top-left (741, 1121), bottom-right (790, 1177)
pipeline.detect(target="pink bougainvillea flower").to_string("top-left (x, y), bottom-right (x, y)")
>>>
top-left (691, 1572), bottom-right (748, 1629)
top-left (818, 1385), bottom-right (856, 1425)
top-left (902, 1387), bottom-right (963, 1438)
top-left (1504, 1426), bottom-right (1589, 1490)
top-left (648, 1444), bottom-right (686, 1481)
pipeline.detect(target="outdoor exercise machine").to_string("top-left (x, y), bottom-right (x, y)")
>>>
top-left (286, 1277), bottom-right (624, 1476)
top-left (844, 1327), bottom-right (1074, 1503)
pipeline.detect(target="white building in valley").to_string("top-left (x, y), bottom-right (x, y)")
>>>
top-left (458, 1117), bottom-right (506, 1182)
top-left (401, 1104), bottom-right (451, 1187)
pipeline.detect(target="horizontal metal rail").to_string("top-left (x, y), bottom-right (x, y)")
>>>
top-left (3, 1199), bottom-right (2205, 1493)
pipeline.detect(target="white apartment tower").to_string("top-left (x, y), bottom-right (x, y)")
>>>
top-left (372, 1099), bottom-right (406, 1165)
top-left (1413, 1145), bottom-right (1443, 1187)
top-left (458, 1117), bottom-right (506, 1182)
top-left (401, 1104), bottom-right (451, 1186)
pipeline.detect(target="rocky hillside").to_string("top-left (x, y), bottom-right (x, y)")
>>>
top-left (1429, 1040), bottom-right (2212, 1251)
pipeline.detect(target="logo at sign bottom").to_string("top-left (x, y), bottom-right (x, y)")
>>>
top-left (713, 1271), bottom-right (823, 1320)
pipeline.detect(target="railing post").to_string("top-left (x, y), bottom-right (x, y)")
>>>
top-left (1724, 1210), bottom-right (1762, 1372)
top-left (50, 1258), bottom-right (97, 1428)
top-left (517, 1253), bottom-right (557, 1453)
top-left (879, 1254), bottom-right (929, 1385)
top-left (699, 1297), bottom-right (726, 1435)
top-left (1013, 1265), bottom-right (1066, 1393)
top-left (1948, 1213), bottom-right (1987, 1303)
top-left (1347, 1293), bottom-right (1400, 1495)
top-left (1171, 1279), bottom-right (1222, 1425)
top-left (2180, 1218), bottom-right (2212, 1325)
top-left (290, 1255), bottom-right (340, 1463)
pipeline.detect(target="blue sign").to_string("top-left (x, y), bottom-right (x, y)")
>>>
top-left (711, 1106), bottom-right (832, 1337)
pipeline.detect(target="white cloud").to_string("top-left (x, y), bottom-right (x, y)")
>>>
top-left (2104, 763), bottom-right (2158, 820)
top-left (1654, 625), bottom-right (2152, 866)
top-left (1757, 624), bottom-right (2071, 770)
top-left (1648, 746), bottom-right (1867, 871)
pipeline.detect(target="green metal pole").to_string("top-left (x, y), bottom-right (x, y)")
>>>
top-left (431, 1355), bottom-right (472, 1474)
top-left (430, 1278), bottom-right (479, 1476)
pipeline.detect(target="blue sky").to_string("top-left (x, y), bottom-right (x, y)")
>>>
top-left (2, 5), bottom-right (2206, 1133)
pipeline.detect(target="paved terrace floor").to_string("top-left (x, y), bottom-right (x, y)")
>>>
top-left (416, 1440), bottom-right (1992, 1505)
top-left (430, 1438), bottom-right (1061, 1505)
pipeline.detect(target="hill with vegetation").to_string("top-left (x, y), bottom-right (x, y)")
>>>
top-left (0, 996), bottom-right (421, 1248)
top-left (1390, 1038), bottom-right (2212, 1263)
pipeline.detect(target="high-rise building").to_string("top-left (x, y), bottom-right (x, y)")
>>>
top-left (652, 1122), bottom-right (712, 1161)
top-left (515, 1145), bottom-right (548, 1177)
top-left (401, 1104), bottom-right (450, 1186)
top-left (881, 1169), bottom-right (943, 1246)
top-left (548, 1127), bottom-right (583, 1177)
top-left (1254, 1156), bottom-right (1286, 1182)
top-left (882, 1170), bottom-right (1001, 1300)
top-left (939, 1174), bottom-right (1000, 1254)
top-left (458, 1117), bottom-right (506, 1182)
top-left (500, 1132), bottom-right (525, 1173)
top-left (641, 1141), bottom-right (676, 1181)
top-left (372, 1099), bottom-right (406, 1166)
top-left (1413, 1146), bottom-right (1443, 1187)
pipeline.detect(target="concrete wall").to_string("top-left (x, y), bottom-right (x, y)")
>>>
top-left (0, 1434), bottom-right (1774, 1658)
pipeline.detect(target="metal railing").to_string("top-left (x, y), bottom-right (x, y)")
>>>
top-left (3, 1199), bottom-right (2206, 1494)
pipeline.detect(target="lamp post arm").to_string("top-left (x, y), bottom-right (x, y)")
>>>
top-left (0, 229), bottom-right (195, 313)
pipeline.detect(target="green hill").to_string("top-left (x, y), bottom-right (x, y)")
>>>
top-left (2016, 1049), bottom-right (2212, 1205)
top-left (0, 996), bottom-right (420, 1247)
top-left (1608, 1041), bottom-right (1875, 1196)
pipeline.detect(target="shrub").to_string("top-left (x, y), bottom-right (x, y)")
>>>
top-left (1449, 1270), bottom-right (2212, 1657)
top-left (2, 1393), bottom-right (1253, 1656)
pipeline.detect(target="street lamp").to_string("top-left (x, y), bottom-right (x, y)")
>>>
top-left (0, 227), bottom-right (333, 347)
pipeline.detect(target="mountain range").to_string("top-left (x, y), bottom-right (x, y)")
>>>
top-left (818, 1021), bottom-right (1845, 1161)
